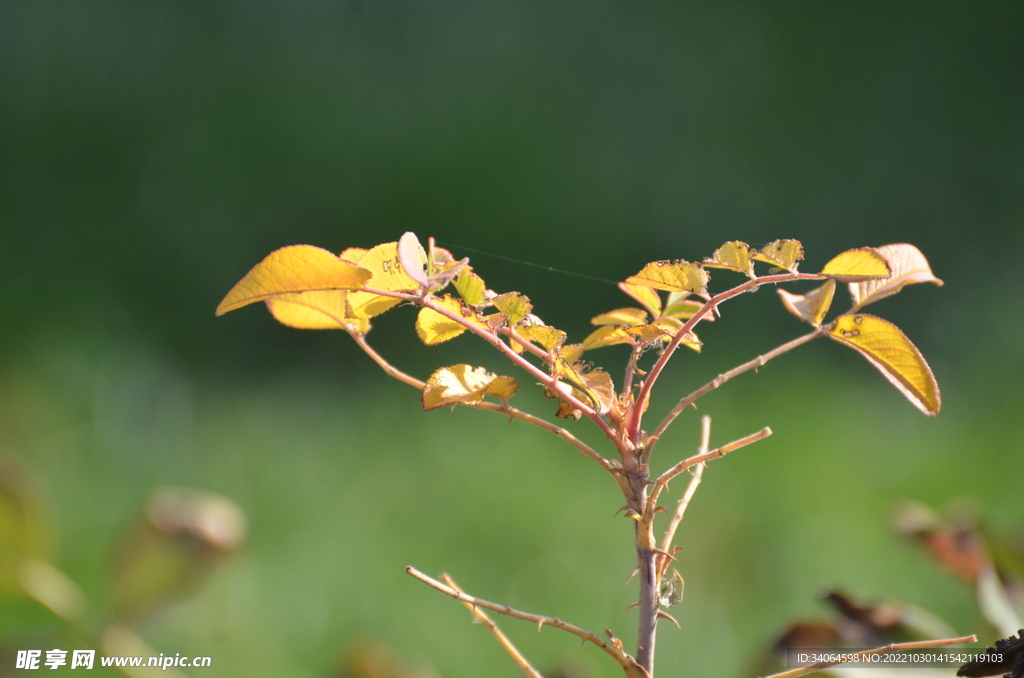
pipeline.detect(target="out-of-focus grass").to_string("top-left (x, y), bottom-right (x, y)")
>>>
top-left (2, 328), bottom-right (1020, 677)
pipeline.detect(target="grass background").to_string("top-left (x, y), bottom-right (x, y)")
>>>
top-left (1, 1), bottom-right (1022, 676)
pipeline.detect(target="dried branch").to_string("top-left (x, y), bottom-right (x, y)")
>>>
top-left (656, 415), bottom-right (711, 580)
top-left (441, 574), bottom-right (544, 678)
top-left (407, 566), bottom-right (649, 678)
top-left (758, 635), bottom-right (977, 678)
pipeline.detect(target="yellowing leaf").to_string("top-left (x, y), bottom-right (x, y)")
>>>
top-left (339, 247), bottom-right (367, 264)
top-left (752, 240), bottom-right (804, 273)
top-left (625, 324), bottom-right (669, 343)
top-left (265, 291), bottom-right (370, 332)
top-left (618, 282), bottom-right (662, 317)
top-left (777, 279), bottom-right (836, 327)
top-left (704, 241), bottom-right (755, 277)
top-left (663, 296), bottom-right (710, 321)
top-left (825, 314), bottom-right (940, 416)
top-left (651, 317), bottom-right (701, 352)
top-left (554, 360), bottom-right (614, 414)
top-left (557, 344), bottom-right (584, 364)
top-left (397, 231), bottom-right (429, 287)
top-left (346, 242), bottom-right (421, 318)
top-left (492, 292), bottom-right (533, 326)
top-left (626, 260), bottom-right (709, 295)
top-left (453, 268), bottom-right (487, 306)
top-left (850, 243), bottom-right (944, 310)
top-left (820, 247), bottom-right (892, 283)
top-left (583, 325), bottom-right (634, 350)
top-left (422, 365), bottom-right (519, 410)
top-left (523, 324), bottom-right (567, 351)
top-left (415, 295), bottom-right (484, 345)
top-left (591, 308), bottom-right (648, 327)
top-left (216, 245), bottom-right (371, 316)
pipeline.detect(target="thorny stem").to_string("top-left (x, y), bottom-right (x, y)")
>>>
top-left (349, 329), bottom-right (613, 471)
top-left (628, 273), bottom-right (825, 447)
top-left (406, 567), bottom-right (648, 678)
top-left (758, 635), bottom-right (977, 678)
top-left (647, 328), bottom-right (823, 458)
top-left (441, 574), bottom-right (544, 678)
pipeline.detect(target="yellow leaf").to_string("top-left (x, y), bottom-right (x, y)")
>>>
top-left (554, 360), bottom-right (614, 414)
top-left (346, 242), bottom-right (421, 318)
top-left (651, 317), bottom-right (702, 352)
top-left (557, 344), bottom-right (585, 364)
top-left (777, 279), bottom-right (836, 327)
top-left (704, 241), bottom-right (755, 277)
top-left (617, 282), bottom-right (662, 317)
top-left (752, 240), bottom-right (804, 273)
top-left (492, 292), bottom-right (532, 326)
top-left (625, 324), bottom-right (668, 344)
top-left (453, 268), bottom-right (486, 306)
top-left (583, 325), bottom-right (634, 350)
top-left (339, 247), bottom-right (367, 264)
top-left (523, 324), bottom-right (567, 351)
top-left (216, 245), bottom-right (371, 315)
top-left (415, 295), bottom-right (484, 345)
top-left (422, 365), bottom-right (519, 410)
top-left (820, 247), bottom-right (892, 283)
top-left (626, 260), bottom-right (709, 295)
top-left (265, 291), bottom-right (370, 332)
top-left (591, 308), bottom-right (648, 327)
top-left (662, 295), bottom-right (710, 321)
top-left (850, 243), bottom-right (944, 310)
top-left (825, 314), bottom-right (940, 416)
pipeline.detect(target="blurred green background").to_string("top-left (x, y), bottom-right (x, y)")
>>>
top-left (1, 1), bottom-right (1022, 676)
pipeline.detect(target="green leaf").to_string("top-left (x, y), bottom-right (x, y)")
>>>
top-left (777, 279), bottom-right (836, 327)
top-left (820, 247), bottom-right (891, 283)
top-left (216, 245), bottom-right (371, 316)
top-left (422, 365), bottom-right (519, 410)
top-left (850, 243), bottom-right (944, 310)
top-left (752, 240), bottom-right (804, 273)
top-left (704, 241), bottom-right (755, 277)
top-left (626, 260), bottom-right (709, 295)
top-left (825, 314), bottom-right (940, 416)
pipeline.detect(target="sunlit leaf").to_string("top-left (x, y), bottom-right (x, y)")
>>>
top-left (704, 241), bottom-right (755, 277)
top-left (557, 344), bottom-right (585, 364)
top-left (216, 245), bottom-right (371, 315)
top-left (820, 247), bottom-right (891, 283)
top-left (663, 295), bottom-right (709, 320)
top-left (397, 231), bottom-right (429, 288)
top-left (555, 400), bottom-right (583, 420)
top-left (346, 242), bottom-right (422, 318)
top-left (825, 314), bottom-right (940, 416)
top-left (523, 324), bottom-right (567, 351)
top-left (618, 282), bottom-right (662, 317)
top-left (422, 365), bottom-right (519, 410)
top-left (626, 260), bottom-right (709, 295)
top-left (752, 239), bottom-right (804, 273)
top-left (492, 292), bottom-right (533, 326)
top-left (652, 317), bottom-right (702, 352)
top-left (265, 291), bottom-right (370, 332)
top-left (777, 279), bottom-right (836, 327)
top-left (625, 324), bottom-right (669, 343)
top-left (850, 243), bottom-right (944, 310)
top-left (416, 295), bottom-right (484, 345)
top-left (591, 307), bottom-right (649, 327)
top-left (339, 247), bottom-right (367, 264)
top-left (583, 325), bottom-right (634, 350)
top-left (452, 268), bottom-right (487, 306)
top-left (554, 360), bottom-right (613, 414)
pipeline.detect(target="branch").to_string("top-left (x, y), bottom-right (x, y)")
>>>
top-left (441, 574), bottom-right (545, 678)
top-left (407, 566), bottom-right (649, 678)
top-left (628, 273), bottom-right (825, 446)
top-left (758, 635), bottom-right (977, 678)
top-left (656, 415), bottom-right (711, 580)
top-left (647, 328), bottom-right (822, 458)
top-left (349, 329), bottom-right (613, 471)
top-left (646, 426), bottom-right (772, 520)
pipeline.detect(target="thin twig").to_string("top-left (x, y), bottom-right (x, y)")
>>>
top-left (646, 427), bottom-right (772, 519)
top-left (656, 415), bottom-right (711, 580)
top-left (647, 328), bottom-right (822, 458)
top-left (628, 273), bottom-right (825, 446)
top-left (441, 574), bottom-right (545, 678)
top-left (757, 635), bottom-right (977, 678)
top-left (407, 567), bottom-right (649, 678)
top-left (349, 329), bottom-right (613, 471)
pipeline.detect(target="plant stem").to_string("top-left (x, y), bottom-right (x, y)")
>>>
top-left (635, 544), bottom-right (659, 675)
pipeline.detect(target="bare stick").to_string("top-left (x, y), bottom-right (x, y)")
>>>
top-left (656, 415), bottom-right (711, 580)
top-left (442, 574), bottom-right (545, 678)
top-left (757, 635), bottom-right (977, 678)
top-left (407, 566), bottom-right (648, 678)
top-left (647, 329), bottom-right (822, 458)
top-left (628, 272), bottom-right (825, 444)
top-left (350, 330), bottom-right (613, 471)
top-left (646, 427), bottom-right (773, 518)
